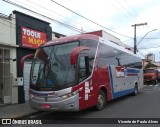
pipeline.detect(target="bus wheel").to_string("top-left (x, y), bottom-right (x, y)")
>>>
top-left (133, 84), bottom-right (138, 96)
top-left (96, 90), bottom-right (106, 110)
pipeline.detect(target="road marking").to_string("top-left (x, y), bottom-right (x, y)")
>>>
top-left (142, 83), bottom-right (160, 94)
top-left (145, 84), bottom-right (160, 86)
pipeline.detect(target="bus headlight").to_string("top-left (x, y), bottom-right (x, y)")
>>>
top-left (61, 90), bottom-right (79, 100)
top-left (61, 87), bottom-right (83, 100)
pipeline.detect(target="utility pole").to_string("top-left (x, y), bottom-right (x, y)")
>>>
top-left (131, 22), bottom-right (147, 54)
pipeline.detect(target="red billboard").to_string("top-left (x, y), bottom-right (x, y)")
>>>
top-left (21, 27), bottom-right (47, 49)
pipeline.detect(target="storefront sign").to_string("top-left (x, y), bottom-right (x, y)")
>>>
top-left (21, 27), bottom-right (47, 49)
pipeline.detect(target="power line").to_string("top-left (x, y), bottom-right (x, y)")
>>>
top-left (2, 0), bottom-right (133, 38)
top-left (138, 38), bottom-right (160, 40)
top-left (115, 0), bottom-right (138, 21)
top-left (139, 46), bottom-right (160, 50)
top-left (137, 51), bottom-right (145, 57)
top-left (0, 11), bottom-right (83, 37)
top-left (108, 0), bottom-right (136, 23)
top-left (123, 0), bottom-right (145, 22)
top-left (137, 29), bottom-right (157, 46)
top-left (122, 38), bottom-right (133, 42)
top-left (50, 0), bottom-right (133, 39)
top-left (25, 0), bottom-right (94, 32)
top-left (2, 0), bottom-right (84, 33)
top-left (0, 14), bottom-right (51, 34)
top-left (0, 14), bottom-right (66, 37)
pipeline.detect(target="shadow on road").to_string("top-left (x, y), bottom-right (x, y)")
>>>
top-left (28, 93), bottom-right (140, 119)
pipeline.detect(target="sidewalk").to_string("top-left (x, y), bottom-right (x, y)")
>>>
top-left (0, 101), bottom-right (39, 119)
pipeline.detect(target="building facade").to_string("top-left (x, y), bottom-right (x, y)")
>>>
top-left (0, 13), bottom-right (18, 104)
top-left (0, 11), bottom-right (52, 104)
top-left (145, 53), bottom-right (155, 62)
top-left (13, 11), bottom-right (52, 104)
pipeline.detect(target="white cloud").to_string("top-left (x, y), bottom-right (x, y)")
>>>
top-left (1, 0), bottom-right (160, 60)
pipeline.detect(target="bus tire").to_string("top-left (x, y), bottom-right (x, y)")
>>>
top-left (95, 90), bottom-right (106, 110)
top-left (133, 84), bottom-right (138, 96)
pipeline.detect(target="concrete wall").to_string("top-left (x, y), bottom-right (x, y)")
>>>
top-left (0, 13), bottom-right (18, 104)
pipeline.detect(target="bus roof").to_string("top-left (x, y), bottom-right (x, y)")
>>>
top-left (98, 36), bottom-right (141, 59)
top-left (40, 33), bottom-right (141, 59)
top-left (41, 34), bottom-right (99, 47)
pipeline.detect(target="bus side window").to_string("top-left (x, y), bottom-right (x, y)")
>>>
top-left (79, 56), bottom-right (90, 82)
top-left (98, 43), bottom-right (118, 67)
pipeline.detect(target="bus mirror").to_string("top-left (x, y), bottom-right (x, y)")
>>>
top-left (70, 46), bottom-right (90, 65)
top-left (20, 54), bottom-right (34, 71)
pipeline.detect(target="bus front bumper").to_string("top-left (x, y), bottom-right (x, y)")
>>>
top-left (29, 94), bottom-right (79, 111)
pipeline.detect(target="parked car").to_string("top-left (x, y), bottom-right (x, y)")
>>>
top-left (157, 69), bottom-right (160, 81)
top-left (143, 69), bottom-right (160, 85)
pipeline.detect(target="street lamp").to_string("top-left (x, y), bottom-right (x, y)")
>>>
top-left (136, 29), bottom-right (157, 46)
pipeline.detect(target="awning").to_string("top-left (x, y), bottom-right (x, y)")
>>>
top-left (145, 62), bottom-right (159, 68)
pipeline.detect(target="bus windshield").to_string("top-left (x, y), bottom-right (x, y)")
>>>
top-left (30, 41), bottom-right (79, 91)
top-left (30, 39), bottom-right (98, 91)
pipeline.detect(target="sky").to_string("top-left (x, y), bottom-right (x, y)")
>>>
top-left (1, 0), bottom-right (160, 61)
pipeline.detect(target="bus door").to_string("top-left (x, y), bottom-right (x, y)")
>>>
top-left (78, 54), bottom-right (99, 108)
top-left (78, 55), bottom-right (91, 108)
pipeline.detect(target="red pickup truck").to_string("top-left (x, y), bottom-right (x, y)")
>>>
top-left (144, 69), bottom-right (160, 85)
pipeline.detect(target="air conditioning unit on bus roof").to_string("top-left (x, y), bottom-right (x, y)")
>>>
top-left (85, 30), bottom-right (127, 48)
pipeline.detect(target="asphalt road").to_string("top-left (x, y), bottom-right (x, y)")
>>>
top-left (27, 84), bottom-right (160, 122)
top-left (4, 84), bottom-right (160, 127)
